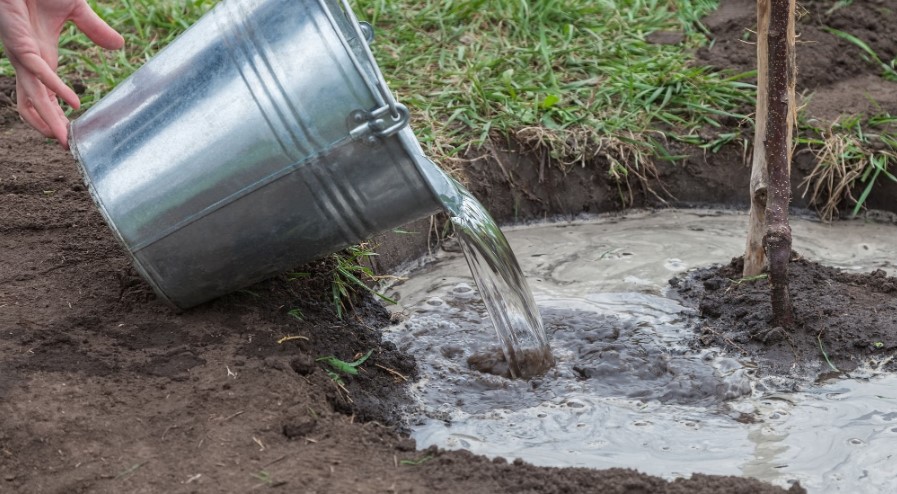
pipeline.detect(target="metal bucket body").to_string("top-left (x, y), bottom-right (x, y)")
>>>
top-left (70, 0), bottom-right (443, 308)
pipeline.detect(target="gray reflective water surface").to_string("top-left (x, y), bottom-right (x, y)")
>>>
top-left (383, 209), bottom-right (897, 493)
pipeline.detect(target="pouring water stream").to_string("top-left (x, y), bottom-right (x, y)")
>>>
top-left (414, 156), bottom-right (554, 378)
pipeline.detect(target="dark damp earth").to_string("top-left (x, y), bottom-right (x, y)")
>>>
top-left (672, 255), bottom-right (897, 379)
top-left (2, 0), bottom-right (896, 492)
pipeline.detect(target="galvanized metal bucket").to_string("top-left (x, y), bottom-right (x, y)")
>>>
top-left (69, 0), bottom-right (447, 309)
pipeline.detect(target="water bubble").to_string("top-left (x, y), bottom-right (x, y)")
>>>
top-left (451, 283), bottom-right (475, 299)
top-left (664, 258), bottom-right (687, 271)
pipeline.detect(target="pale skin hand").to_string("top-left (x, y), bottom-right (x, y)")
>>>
top-left (0, 0), bottom-right (124, 149)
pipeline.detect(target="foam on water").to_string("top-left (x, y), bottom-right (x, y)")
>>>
top-left (383, 209), bottom-right (897, 493)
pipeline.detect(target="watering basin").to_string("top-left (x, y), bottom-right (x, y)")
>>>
top-left (383, 209), bottom-right (897, 493)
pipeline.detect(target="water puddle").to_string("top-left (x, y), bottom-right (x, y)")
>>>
top-left (383, 209), bottom-right (897, 493)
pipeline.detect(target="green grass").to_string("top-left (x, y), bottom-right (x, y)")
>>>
top-left (317, 349), bottom-right (374, 384)
top-left (330, 244), bottom-right (397, 319)
top-left (250, 470), bottom-right (273, 487)
top-left (790, 24), bottom-right (897, 219)
top-left (285, 244), bottom-right (396, 319)
top-left (823, 27), bottom-right (897, 82)
top-left (400, 454), bottom-right (434, 466)
top-left (817, 333), bottom-right (840, 373)
top-left (1, 0), bottom-right (753, 187)
top-left (1, 0), bottom-right (893, 218)
top-left (355, 0), bottom-right (754, 173)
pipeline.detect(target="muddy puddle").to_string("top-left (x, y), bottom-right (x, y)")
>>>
top-left (382, 209), bottom-right (897, 493)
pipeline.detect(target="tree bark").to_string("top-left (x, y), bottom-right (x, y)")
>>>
top-left (744, 0), bottom-right (770, 277)
top-left (763, 0), bottom-right (796, 328)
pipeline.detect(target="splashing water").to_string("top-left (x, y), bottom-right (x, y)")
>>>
top-left (414, 156), bottom-right (553, 378)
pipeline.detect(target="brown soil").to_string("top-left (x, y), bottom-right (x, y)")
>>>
top-left (2, 0), bottom-right (895, 492)
top-left (697, 0), bottom-right (897, 118)
top-left (672, 254), bottom-right (897, 378)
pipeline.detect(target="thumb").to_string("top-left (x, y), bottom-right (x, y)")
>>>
top-left (70, 2), bottom-right (125, 50)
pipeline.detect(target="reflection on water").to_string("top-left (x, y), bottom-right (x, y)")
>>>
top-left (383, 209), bottom-right (897, 493)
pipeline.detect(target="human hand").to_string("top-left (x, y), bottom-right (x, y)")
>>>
top-left (0, 0), bottom-right (124, 148)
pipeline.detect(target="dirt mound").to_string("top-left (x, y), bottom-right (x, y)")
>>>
top-left (698, 0), bottom-right (897, 91)
top-left (673, 255), bottom-right (897, 378)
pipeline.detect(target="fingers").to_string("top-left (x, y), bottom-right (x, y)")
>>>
top-left (3, 0), bottom-right (123, 149)
top-left (16, 75), bottom-right (71, 149)
top-left (15, 52), bottom-right (80, 109)
top-left (70, 2), bottom-right (125, 51)
top-left (18, 103), bottom-right (54, 138)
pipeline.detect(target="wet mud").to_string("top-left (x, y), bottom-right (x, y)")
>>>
top-left (464, 307), bottom-right (752, 406)
top-left (386, 211), bottom-right (895, 492)
top-left (467, 347), bottom-right (556, 380)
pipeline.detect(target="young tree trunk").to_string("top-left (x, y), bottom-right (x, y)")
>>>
top-left (763, 0), bottom-right (797, 328)
top-left (744, 0), bottom-right (770, 277)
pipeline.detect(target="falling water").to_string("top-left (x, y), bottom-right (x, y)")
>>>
top-left (447, 183), bottom-right (555, 378)
top-left (415, 156), bottom-right (554, 378)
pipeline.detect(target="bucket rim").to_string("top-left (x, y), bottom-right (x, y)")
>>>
top-left (68, 123), bottom-right (182, 309)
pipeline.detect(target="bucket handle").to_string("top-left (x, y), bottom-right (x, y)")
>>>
top-left (349, 103), bottom-right (410, 142)
top-left (319, 0), bottom-right (401, 120)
